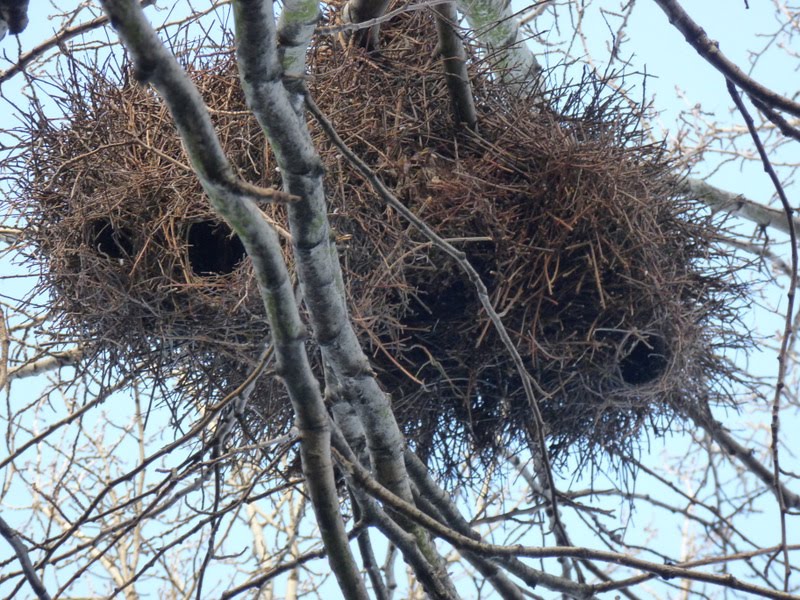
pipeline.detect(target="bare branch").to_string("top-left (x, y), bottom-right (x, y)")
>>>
top-left (684, 178), bottom-right (800, 236)
top-left (6, 349), bottom-right (82, 381)
top-left (0, 1), bottom-right (153, 86)
top-left (340, 448), bottom-right (800, 600)
top-left (728, 78), bottom-right (797, 590)
top-left (653, 0), bottom-right (800, 117)
top-left (0, 515), bottom-right (52, 600)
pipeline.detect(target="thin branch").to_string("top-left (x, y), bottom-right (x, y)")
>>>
top-left (339, 448), bottom-right (800, 600)
top-left (0, 516), bottom-right (52, 600)
top-left (685, 403), bottom-right (800, 510)
top-left (728, 79), bottom-right (796, 592)
top-left (0, 1), bottom-right (154, 86)
top-left (750, 96), bottom-right (800, 143)
top-left (653, 0), bottom-right (800, 117)
top-left (404, 449), bottom-right (593, 600)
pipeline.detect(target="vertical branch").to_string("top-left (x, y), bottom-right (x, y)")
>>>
top-left (727, 80), bottom-right (796, 592)
top-left (455, 0), bottom-right (542, 94)
top-left (432, 2), bottom-right (478, 129)
top-left (341, 0), bottom-right (393, 49)
top-left (232, 0), bottom-right (417, 510)
top-left (0, 308), bottom-right (8, 392)
top-left (277, 0), bottom-right (320, 84)
top-left (97, 2), bottom-right (368, 598)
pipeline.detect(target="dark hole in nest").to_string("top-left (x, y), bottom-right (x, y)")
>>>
top-left (405, 240), bottom-right (497, 326)
top-left (187, 220), bottom-right (246, 276)
top-left (86, 218), bottom-right (134, 259)
top-left (619, 333), bottom-right (669, 386)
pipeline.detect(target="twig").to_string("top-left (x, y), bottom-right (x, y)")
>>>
top-left (338, 443), bottom-right (800, 600)
top-left (0, 1), bottom-right (154, 86)
top-left (305, 90), bottom-right (564, 546)
top-left (728, 79), bottom-right (796, 592)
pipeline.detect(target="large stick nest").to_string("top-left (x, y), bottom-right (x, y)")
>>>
top-left (3, 6), bottom-right (748, 476)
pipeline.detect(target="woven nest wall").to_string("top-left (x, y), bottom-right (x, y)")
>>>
top-left (6, 7), bottom-right (746, 474)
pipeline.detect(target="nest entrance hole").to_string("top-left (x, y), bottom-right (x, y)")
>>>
top-left (87, 219), bottom-right (134, 259)
top-left (619, 333), bottom-right (669, 386)
top-left (187, 220), bottom-right (246, 276)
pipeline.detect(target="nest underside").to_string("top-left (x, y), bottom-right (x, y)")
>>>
top-left (3, 7), bottom-right (748, 476)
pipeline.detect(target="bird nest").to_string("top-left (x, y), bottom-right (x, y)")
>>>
top-left (3, 6), bottom-right (747, 476)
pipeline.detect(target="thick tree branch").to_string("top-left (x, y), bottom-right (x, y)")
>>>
top-left (409, 486), bottom-right (527, 600)
top-left (456, 0), bottom-right (542, 94)
top-left (6, 349), bottom-right (82, 381)
top-left (98, 2), bottom-right (366, 598)
top-left (232, 0), bottom-right (417, 516)
top-left (277, 0), bottom-right (320, 82)
top-left (341, 0), bottom-right (393, 49)
top-left (330, 399), bottom-right (460, 599)
top-left (684, 178), bottom-right (800, 237)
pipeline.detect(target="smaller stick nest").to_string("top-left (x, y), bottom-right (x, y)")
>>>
top-left (4, 9), bottom-right (747, 475)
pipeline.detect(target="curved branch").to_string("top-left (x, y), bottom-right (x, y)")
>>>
top-left (653, 0), bottom-right (800, 118)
